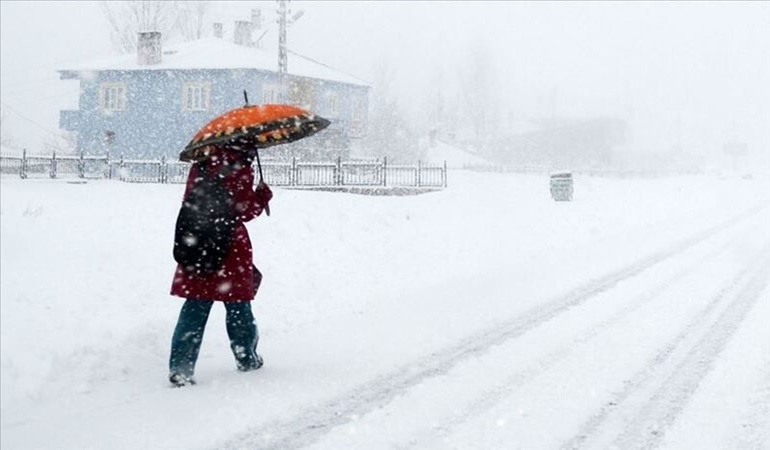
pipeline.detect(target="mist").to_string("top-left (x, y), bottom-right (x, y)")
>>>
top-left (1, 1), bottom-right (769, 172)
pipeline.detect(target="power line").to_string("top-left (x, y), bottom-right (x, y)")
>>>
top-left (0, 102), bottom-right (62, 137)
top-left (1, 91), bottom-right (78, 107)
top-left (1, 82), bottom-right (77, 99)
top-left (1, 78), bottom-right (80, 99)
top-left (1, 74), bottom-right (62, 90)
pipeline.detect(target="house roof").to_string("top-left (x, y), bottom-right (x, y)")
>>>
top-left (59, 38), bottom-right (370, 87)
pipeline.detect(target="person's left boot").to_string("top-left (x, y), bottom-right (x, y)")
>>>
top-left (237, 354), bottom-right (264, 372)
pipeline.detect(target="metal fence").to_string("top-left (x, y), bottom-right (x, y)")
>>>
top-left (0, 151), bottom-right (112, 179)
top-left (1, 151), bottom-right (447, 188)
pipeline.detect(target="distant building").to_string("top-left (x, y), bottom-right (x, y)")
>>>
top-left (58, 29), bottom-right (370, 160)
top-left (487, 117), bottom-right (627, 170)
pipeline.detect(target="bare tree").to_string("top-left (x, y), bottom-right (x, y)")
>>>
top-left (0, 108), bottom-right (14, 148)
top-left (366, 59), bottom-right (419, 162)
top-left (459, 41), bottom-right (499, 149)
top-left (423, 60), bottom-right (463, 147)
top-left (101, 1), bottom-right (182, 53)
top-left (176, 1), bottom-right (212, 41)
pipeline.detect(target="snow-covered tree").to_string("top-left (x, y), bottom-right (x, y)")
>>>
top-left (175, 1), bottom-right (212, 42)
top-left (0, 109), bottom-right (9, 147)
top-left (458, 41), bottom-right (499, 150)
top-left (365, 60), bottom-right (419, 162)
top-left (0, 108), bottom-right (18, 150)
top-left (101, 1), bottom-right (207, 53)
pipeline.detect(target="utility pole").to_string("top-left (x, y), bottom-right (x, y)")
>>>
top-left (277, 0), bottom-right (304, 76)
top-left (277, 0), bottom-right (288, 75)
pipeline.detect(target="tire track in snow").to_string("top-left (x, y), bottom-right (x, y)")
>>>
top-left (564, 243), bottom-right (770, 450)
top-left (736, 359), bottom-right (770, 450)
top-left (399, 224), bottom-right (761, 449)
top-left (218, 204), bottom-right (767, 450)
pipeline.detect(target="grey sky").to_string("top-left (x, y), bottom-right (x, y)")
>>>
top-left (1, 1), bottom-right (768, 168)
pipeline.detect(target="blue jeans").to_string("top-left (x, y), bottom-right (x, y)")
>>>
top-left (169, 299), bottom-right (260, 378)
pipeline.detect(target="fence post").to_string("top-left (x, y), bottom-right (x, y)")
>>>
top-left (443, 160), bottom-right (448, 188)
top-left (160, 156), bottom-right (167, 183)
top-left (78, 152), bottom-right (85, 178)
top-left (119, 155), bottom-right (125, 182)
top-left (50, 151), bottom-right (57, 179)
top-left (291, 157), bottom-right (297, 186)
top-left (382, 157), bottom-right (387, 187)
top-left (104, 153), bottom-right (111, 179)
top-left (21, 148), bottom-right (27, 179)
top-left (336, 156), bottom-right (342, 186)
top-left (417, 160), bottom-right (422, 187)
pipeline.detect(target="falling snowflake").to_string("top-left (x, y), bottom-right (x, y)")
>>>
top-left (217, 281), bottom-right (233, 293)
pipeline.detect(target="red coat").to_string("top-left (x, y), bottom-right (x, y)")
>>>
top-left (170, 149), bottom-right (267, 302)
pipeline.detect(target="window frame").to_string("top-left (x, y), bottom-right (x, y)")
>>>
top-left (350, 96), bottom-right (367, 138)
top-left (351, 96), bottom-right (365, 122)
top-left (181, 81), bottom-right (211, 112)
top-left (99, 82), bottom-right (127, 112)
top-left (325, 92), bottom-right (339, 117)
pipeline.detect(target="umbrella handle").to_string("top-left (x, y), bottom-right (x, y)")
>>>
top-left (254, 148), bottom-right (271, 217)
top-left (255, 148), bottom-right (265, 181)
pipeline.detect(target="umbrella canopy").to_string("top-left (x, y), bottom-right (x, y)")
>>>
top-left (180, 104), bottom-right (331, 162)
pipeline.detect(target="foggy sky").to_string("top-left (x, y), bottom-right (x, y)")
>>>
top-left (1, 1), bottom-right (768, 169)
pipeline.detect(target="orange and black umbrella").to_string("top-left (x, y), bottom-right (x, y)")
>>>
top-left (180, 95), bottom-right (330, 163)
top-left (179, 93), bottom-right (330, 217)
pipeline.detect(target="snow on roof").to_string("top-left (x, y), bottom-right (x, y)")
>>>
top-left (60, 38), bottom-right (369, 87)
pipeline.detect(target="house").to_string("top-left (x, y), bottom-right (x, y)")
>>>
top-left (58, 27), bottom-right (370, 160)
top-left (486, 117), bottom-right (627, 170)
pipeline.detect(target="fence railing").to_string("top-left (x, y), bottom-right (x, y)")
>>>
top-left (461, 162), bottom-right (708, 178)
top-left (1, 151), bottom-right (447, 188)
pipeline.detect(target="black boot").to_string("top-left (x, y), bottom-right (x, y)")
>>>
top-left (237, 354), bottom-right (264, 372)
top-left (169, 372), bottom-right (197, 387)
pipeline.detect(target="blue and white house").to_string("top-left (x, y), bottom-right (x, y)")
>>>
top-left (59, 29), bottom-right (370, 160)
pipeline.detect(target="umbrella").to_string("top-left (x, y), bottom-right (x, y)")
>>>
top-left (179, 93), bottom-right (331, 163)
top-left (180, 93), bottom-right (331, 217)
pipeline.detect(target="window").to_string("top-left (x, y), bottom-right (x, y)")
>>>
top-left (182, 82), bottom-right (211, 111)
top-left (261, 84), bottom-right (285, 104)
top-left (99, 82), bottom-right (127, 112)
top-left (351, 97), bottom-right (365, 122)
top-left (350, 96), bottom-right (366, 138)
top-left (325, 93), bottom-right (339, 117)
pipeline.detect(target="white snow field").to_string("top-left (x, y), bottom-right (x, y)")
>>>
top-left (1, 171), bottom-right (769, 449)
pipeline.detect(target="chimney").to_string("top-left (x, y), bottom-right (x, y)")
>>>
top-left (213, 22), bottom-right (223, 38)
top-left (251, 9), bottom-right (262, 30)
top-left (233, 20), bottom-right (253, 46)
top-left (137, 31), bottom-right (162, 65)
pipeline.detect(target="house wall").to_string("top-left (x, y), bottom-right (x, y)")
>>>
top-left (60, 69), bottom-right (369, 160)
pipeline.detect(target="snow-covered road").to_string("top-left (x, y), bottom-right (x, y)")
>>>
top-left (228, 202), bottom-right (770, 450)
top-left (1, 172), bottom-right (768, 449)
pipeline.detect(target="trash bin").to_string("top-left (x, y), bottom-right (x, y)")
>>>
top-left (550, 171), bottom-right (573, 201)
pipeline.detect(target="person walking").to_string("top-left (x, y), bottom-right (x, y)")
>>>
top-left (168, 145), bottom-right (272, 387)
